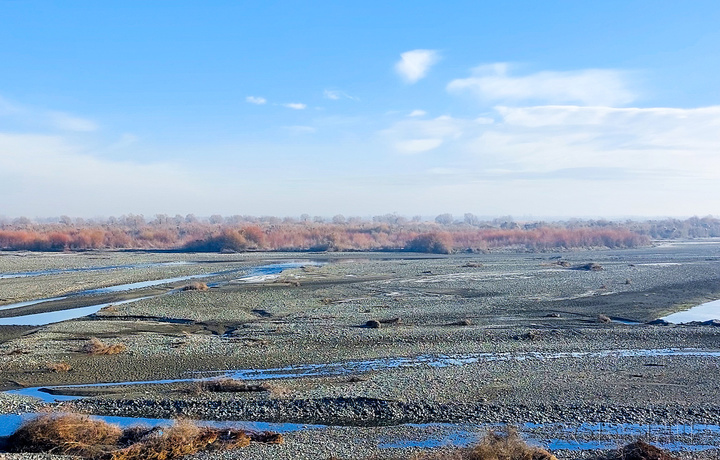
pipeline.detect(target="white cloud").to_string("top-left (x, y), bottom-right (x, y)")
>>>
top-left (0, 95), bottom-right (99, 132)
top-left (246, 96), bottom-right (267, 105)
top-left (0, 133), bottom-right (212, 216)
top-left (323, 89), bottom-right (357, 101)
top-left (283, 102), bottom-right (307, 110)
top-left (395, 49), bottom-right (440, 84)
top-left (408, 110), bottom-right (426, 117)
top-left (448, 63), bottom-right (635, 106)
top-left (476, 105), bottom-right (720, 176)
top-left (382, 115), bottom-right (478, 154)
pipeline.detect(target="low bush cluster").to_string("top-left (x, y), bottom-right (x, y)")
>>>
top-left (5, 413), bottom-right (283, 459)
top-left (82, 338), bottom-right (127, 355)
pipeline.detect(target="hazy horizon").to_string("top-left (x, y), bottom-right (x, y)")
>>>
top-left (2, 1), bottom-right (719, 218)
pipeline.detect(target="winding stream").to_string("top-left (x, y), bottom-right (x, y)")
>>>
top-left (8, 348), bottom-right (720, 403)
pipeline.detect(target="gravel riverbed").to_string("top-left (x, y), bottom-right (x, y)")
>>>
top-left (2, 244), bottom-right (720, 459)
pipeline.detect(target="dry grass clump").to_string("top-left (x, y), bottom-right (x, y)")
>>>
top-left (6, 348), bottom-right (30, 355)
top-left (597, 314), bottom-right (612, 323)
top-left (573, 262), bottom-right (603, 271)
top-left (450, 319), bottom-right (473, 326)
top-left (46, 361), bottom-right (73, 372)
top-left (6, 413), bottom-right (122, 457)
top-left (181, 281), bottom-right (208, 291)
top-left (600, 440), bottom-right (679, 460)
top-left (416, 427), bottom-right (557, 460)
top-left (201, 378), bottom-right (271, 393)
top-left (6, 413), bottom-right (282, 459)
top-left (471, 428), bottom-right (557, 460)
top-left (108, 420), bottom-right (251, 460)
top-left (82, 337), bottom-right (127, 355)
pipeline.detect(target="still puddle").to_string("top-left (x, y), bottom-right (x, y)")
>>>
top-left (663, 299), bottom-right (720, 324)
top-left (8, 348), bottom-right (720, 403)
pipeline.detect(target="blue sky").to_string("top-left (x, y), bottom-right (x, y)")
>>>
top-left (1, 1), bottom-right (719, 218)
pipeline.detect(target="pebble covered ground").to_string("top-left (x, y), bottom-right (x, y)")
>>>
top-left (1, 243), bottom-right (720, 459)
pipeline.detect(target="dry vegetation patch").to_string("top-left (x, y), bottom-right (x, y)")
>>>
top-left (601, 440), bottom-right (680, 460)
top-left (200, 378), bottom-right (271, 393)
top-left (182, 281), bottom-right (208, 291)
top-left (5, 413), bottom-right (282, 459)
top-left (82, 337), bottom-right (127, 355)
top-left (46, 361), bottom-right (73, 372)
top-left (414, 428), bottom-right (557, 460)
top-left (6, 413), bottom-right (123, 457)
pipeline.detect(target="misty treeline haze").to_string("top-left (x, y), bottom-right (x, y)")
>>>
top-left (2, 214), bottom-right (718, 253)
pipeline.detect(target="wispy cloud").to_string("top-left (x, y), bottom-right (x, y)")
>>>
top-left (0, 95), bottom-right (98, 132)
top-left (408, 110), bottom-right (426, 117)
top-left (448, 63), bottom-right (635, 106)
top-left (323, 89), bottom-right (357, 101)
top-left (246, 96), bottom-right (267, 105)
top-left (382, 115), bottom-right (472, 154)
top-left (395, 49), bottom-right (440, 84)
top-left (283, 102), bottom-right (307, 110)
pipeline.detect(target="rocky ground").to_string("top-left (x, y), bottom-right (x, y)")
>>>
top-left (1, 243), bottom-right (720, 459)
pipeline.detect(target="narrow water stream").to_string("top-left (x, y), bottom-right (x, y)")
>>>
top-left (0, 413), bottom-right (717, 453)
top-left (0, 261), bottom-right (313, 326)
top-left (8, 348), bottom-right (720, 403)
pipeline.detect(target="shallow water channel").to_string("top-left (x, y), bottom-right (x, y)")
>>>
top-left (7, 347), bottom-right (720, 403)
top-left (663, 299), bottom-right (720, 324)
top-left (0, 261), bottom-right (313, 326)
top-left (0, 412), bottom-right (718, 454)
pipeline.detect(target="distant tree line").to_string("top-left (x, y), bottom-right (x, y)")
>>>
top-left (0, 213), bottom-right (716, 253)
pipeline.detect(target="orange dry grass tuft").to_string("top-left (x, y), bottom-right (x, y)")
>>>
top-left (108, 420), bottom-right (248, 460)
top-left (6, 413), bottom-right (122, 457)
top-left (46, 361), bottom-right (73, 372)
top-left (416, 427), bottom-right (557, 460)
top-left (6, 415), bottom-right (279, 459)
top-left (82, 337), bottom-right (127, 355)
top-left (181, 281), bottom-right (209, 291)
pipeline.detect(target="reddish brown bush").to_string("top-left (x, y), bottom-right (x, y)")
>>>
top-left (0, 216), bottom-right (652, 252)
top-left (406, 232), bottom-right (453, 254)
